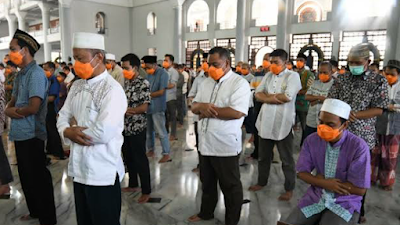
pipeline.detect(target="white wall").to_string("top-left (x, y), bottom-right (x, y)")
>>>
top-left (70, 0), bottom-right (131, 61)
top-left (131, 0), bottom-right (176, 61)
top-left (0, 22), bottom-right (9, 38)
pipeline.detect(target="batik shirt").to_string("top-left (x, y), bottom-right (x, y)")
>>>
top-left (123, 76), bottom-right (151, 136)
top-left (328, 70), bottom-right (389, 149)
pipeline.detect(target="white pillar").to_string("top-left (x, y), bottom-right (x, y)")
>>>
top-left (331, 0), bottom-right (345, 60)
top-left (173, 4), bottom-right (183, 63)
top-left (15, 10), bottom-right (27, 31)
top-left (5, 13), bottom-right (17, 37)
top-left (384, 0), bottom-right (400, 64)
top-left (235, 0), bottom-right (246, 62)
top-left (208, 0), bottom-right (217, 48)
top-left (39, 3), bottom-right (51, 62)
top-left (59, 1), bottom-right (73, 62)
top-left (276, 0), bottom-right (294, 52)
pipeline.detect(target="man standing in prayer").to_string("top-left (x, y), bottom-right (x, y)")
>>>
top-left (120, 53), bottom-right (152, 203)
top-left (163, 54), bottom-right (179, 141)
top-left (283, 99), bottom-right (370, 225)
top-left (57, 32), bottom-right (127, 225)
top-left (188, 47), bottom-right (250, 225)
top-left (327, 43), bottom-right (389, 223)
top-left (106, 53), bottom-right (124, 87)
top-left (6, 29), bottom-right (57, 225)
top-left (248, 49), bottom-right (301, 201)
top-left (143, 55), bottom-right (171, 163)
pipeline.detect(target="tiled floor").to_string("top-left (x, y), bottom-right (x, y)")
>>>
top-left (1, 115), bottom-right (400, 225)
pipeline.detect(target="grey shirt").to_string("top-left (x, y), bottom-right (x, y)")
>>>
top-left (306, 79), bottom-right (334, 128)
top-left (10, 61), bottom-right (48, 141)
top-left (166, 67), bottom-right (179, 102)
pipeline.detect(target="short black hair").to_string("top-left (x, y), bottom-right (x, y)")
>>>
top-left (60, 62), bottom-right (67, 67)
top-left (319, 61), bottom-right (332, 71)
top-left (270, 49), bottom-right (288, 62)
top-left (121, 53), bottom-right (140, 69)
top-left (45, 61), bottom-right (55, 70)
top-left (58, 72), bottom-right (67, 78)
top-left (387, 66), bottom-right (400, 74)
top-left (340, 118), bottom-right (347, 124)
top-left (209, 47), bottom-right (231, 61)
top-left (370, 62), bottom-right (379, 68)
top-left (177, 64), bottom-right (184, 70)
top-left (0, 63), bottom-right (4, 68)
top-left (16, 39), bottom-right (36, 57)
top-left (165, 54), bottom-right (174, 63)
top-left (329, 59), bottom-right (338, 68)
top-left (63, 66), bottom-right (70, 72)
top-left (297, 53), bottom-right (307, 60)
top-left (6, 61), bottom-right (17, 68)
top-left (68, 63), bottom-right (73, 66)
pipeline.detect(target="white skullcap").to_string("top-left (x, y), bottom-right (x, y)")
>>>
top-left (106, 53), bottom-right (116, 61)
top-left (72, 32), bottom-right (105, 50)
top-left (321, 99), bottom-right (351, 120)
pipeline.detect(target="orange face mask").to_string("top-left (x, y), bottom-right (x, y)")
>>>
top-left (4, 68), bottom-right (11, 76)
top-left (9, 50), bottom-right (24, 65)
top-left (386, 74), bottom-right (398, 85)
top-left (74, 56), bottom-right (98, 80)
top-left (146, 68), bottom-right (155, 75)
top-left (141, 63), bottom-right (145, 68)
top-left (319, 73), bottom-right (330, 83)
top-left (286, 64), bottom-right (293, 70)
top-left (236, 66), bottom-right (242, 74)
top-left (262, 60), bottom-right (271, 69)
top-left (270, 64), bottom-right (283, 75)
top-left (106, 63), bottom-right (112, 70)
top-left (296, 61), bottom-right (305, 69)
top-left (242, 69), bottom-right (249, 75)
top-left (202, 62), bottom-right (209, 72)
top-left (123, 69), bottom-right (135, 80)
top-left (56, 76), bottom-right (63, 83)
top-left (339, 69), bottom-right (345, 75)
top-left (45, 71), bottom-right (52, 78)
top-left (209, 66), bottom-right (225, 81)
top-left (317, 124), bottom-right (342, 142)
top-left (162, 61), bottom-right (170, 69)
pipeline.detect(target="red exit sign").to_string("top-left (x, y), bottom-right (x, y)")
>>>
top-left (260, 26), bottom-right (270, 32)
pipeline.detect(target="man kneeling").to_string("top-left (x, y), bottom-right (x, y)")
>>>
top-left (283, 99), bottom-right (370, 225)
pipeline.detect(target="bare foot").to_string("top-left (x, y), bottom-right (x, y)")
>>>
top-left (188, 215), bottom-right (203, 222)
top-left (20, 214), bottom-right (36, 221)
top-left (192, 167), bottom-right (199, 173)
top-left (0, 185), bottom-right (10, 196)
top-left (169, 136), bottom-right (177, 141)
top-left (248, 185), bottom-right (264, 192)
top-left (359, 216), bottom-right (367, 224)
top-left (248, 134), bottom-right (254, 143)
top-left (121, 187), bottom-right (140, 193)
top-left (382, 185), bottom-right (393, 191)
top-left (159, 155), bottom-right (171, 163)
top-left (138, 194), bottom-right (150, 204)
top-left (278, 191), bottom-right (293, 201)
top-left (146, 151), bottom-right (155, 158)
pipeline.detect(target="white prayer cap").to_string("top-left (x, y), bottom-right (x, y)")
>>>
top-left (106, 53), bottom-right (116, 61)
top-left (72, 32), bottom-right (105, 50)
top-left (321, 99), bottom-right (351, 120)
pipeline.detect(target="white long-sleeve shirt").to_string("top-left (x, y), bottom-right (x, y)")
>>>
top-left (57, 70), bottom-right (128, 186)
top-left (64, 71), bottom-right (75, 84)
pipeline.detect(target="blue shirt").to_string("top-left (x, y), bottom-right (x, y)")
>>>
top-left (146, 67), bottom-right (168, 114)
top-left (48, 74), bottom-right (60, 112)
top-left (10, 61), bottom-right (48, 141)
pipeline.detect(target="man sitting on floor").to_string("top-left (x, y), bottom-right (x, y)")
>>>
top-left (283, 99), bottom-right (370, 225)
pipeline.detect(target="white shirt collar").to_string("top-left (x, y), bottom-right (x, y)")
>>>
top-left (87, 69), bottom-right (108, 85)
top-left (218, 69), bottom-right (233, 83)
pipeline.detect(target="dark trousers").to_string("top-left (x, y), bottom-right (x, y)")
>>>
top-left (73, 176), bottom-right (121, 225)
top-left (46, 103), bottom-right (64, 158)
top-left (251, 100), bottom-right (263, 159)
top-left (243, 107), bottom-right (255, 134)
top-left (166, 100), bottom-right (177, 137)
top-left (296, 110), bottom-right (308, 145)
top-left (122, 130), bottom-right (151, 194)
top-left (177, 94), bottom-right (184, 125)
top-left (302, 125), bottom-right (317, 145)
top-left (194, 122), bottom-right (201, 168)
top-left (257, 132), bottom-right (296, 191)
top-left (0, 138), bottom-right (13, 185)
top-left (198, 155), bottom-right (243, 225)
top-left (15, 138), bottom-right (57, 225)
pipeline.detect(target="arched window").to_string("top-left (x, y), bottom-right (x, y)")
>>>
top-left (187, 0), bottom-right (210, 32)
top-left (252, 0), bottom-right (278, 26)
top-left (217, 0), bottom-right (237, 29)
top-left (147, 12), bottom-right (157, 35)
top-left (296, 1), bottom-right (323, 23)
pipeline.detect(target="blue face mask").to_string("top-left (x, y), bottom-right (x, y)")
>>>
top-left (349, 65), bottom-right (365, 76)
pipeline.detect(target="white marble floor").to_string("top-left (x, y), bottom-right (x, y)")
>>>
top-left (1, 115), bottom-right (400, 225)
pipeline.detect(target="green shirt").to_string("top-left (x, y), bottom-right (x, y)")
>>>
top-left (296, 68), bottom-right (314, 112)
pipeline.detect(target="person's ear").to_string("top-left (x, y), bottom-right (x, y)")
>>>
top-left (342, 121), bottom-right (349, 130)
